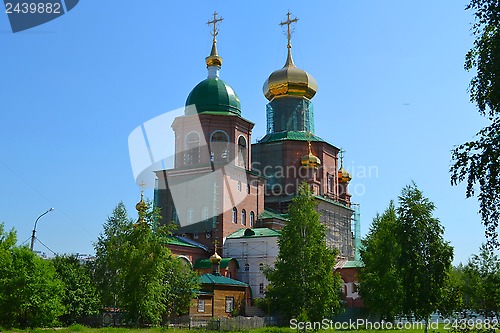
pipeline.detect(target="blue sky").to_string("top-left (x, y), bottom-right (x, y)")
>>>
top-left (0, 1), bottom-right (492, 264)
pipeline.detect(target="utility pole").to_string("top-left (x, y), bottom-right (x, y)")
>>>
top-left (30, 208), bottom-right (54, 251)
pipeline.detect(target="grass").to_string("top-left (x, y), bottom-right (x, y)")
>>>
top-left (0, 325), bottom-right (456, 333)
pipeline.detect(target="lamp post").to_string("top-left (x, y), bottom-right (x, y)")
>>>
top-left (30, 208), bottom-right (54, 251)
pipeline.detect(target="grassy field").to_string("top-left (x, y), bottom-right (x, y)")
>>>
top-left (0, 323), bottom-right (456, 333)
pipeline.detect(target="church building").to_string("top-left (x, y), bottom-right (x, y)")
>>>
top-left (155, 12), bottom-right (358, 274)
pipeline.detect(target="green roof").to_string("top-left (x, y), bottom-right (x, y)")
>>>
top-left (199, 273), bottom-right (248, 287)
top-left (226, 227), bottom-right (281, 239)
top-left (343, 260), bottom-right (363, 268)
top-left (194, 258), bottom-right (240, 269)
top-left (258, 131), bottom-right (324, 144)
top-left (185, 78), bottom-right (241, 116)
top-left (259, 209), bottom-right (289, 221)
top-left (166, 236), bottom-right (200, 248)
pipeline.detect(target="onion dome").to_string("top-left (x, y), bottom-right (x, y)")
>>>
top-left (185, 19), bottom-right (241, 116)
top-left (209, 250), bottom-right (222, 264)
top-left (185, 78), bottom-right (241, 116)
top-left (338, 150), bottom-right (352, 183)
top-left (301, 140), bottom-right (321, 169)
top-left (338, 167), bottom-right (352, 183)
top-left (135, 192), bottom-right (148, 224)
top-left (263, 47), bottom-right (318, 101)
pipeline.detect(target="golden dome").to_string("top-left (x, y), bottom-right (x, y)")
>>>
top-left (209, 251), bottom-right (222, 264)
top-left (338, 167), bottom-right (352, 183)
top-left (263, 48), bottom-right (318, 101)
top-left (301, 141), bottom-right (321, 169)
top-left (205, 40), bottom-right (222, 68)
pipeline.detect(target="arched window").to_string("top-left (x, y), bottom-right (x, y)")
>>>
top-left (249, 211), bottom-right (255, 227)
top-left (259, 283), bottom-right (264, 294)
top-left (244, 263), bottom-right (249, 271)
top-left (237, 181), bottom-right (242, 192)
top-left (237, 136), bottom-right (247, 168)
top-left (210, 131), bottom-right (229, 163)
top-left (259, 263), bottom-right (264, 271)
top-left (241, 209), bottom-right (246, 226)
top-left (232, 207), bottom-right (237, 223)
top-left (247, 184), bottom-right (251, 194)
top-left (184, 132), bottom-right (200, 165)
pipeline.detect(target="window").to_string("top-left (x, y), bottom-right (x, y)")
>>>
top-left (187, 208), bottom-right (193, 224)
top-left (205, 232), bottom-right (211, 239)
top-left (210, 131), bottom-right (229, 163)
top-left (249, 211), bottom-right (255, 227)
top-left (197, 299), bottom-right (205, 312)
top-left (237, 181), bottom-right (242, 192)
top-left (237, 136), bottom-right (247, 168)
top-left (232, 207), bottom-right (237, 223)
top-left (327, 173), bottom-right (334, 194)
top-left (259, 283), bottom-right (264, 294)
top-left (225, 297), bottom-right (234, 313)
top-left (172, 210), bottom-right (178, 224)
top-left (241, 209), bottom-right (246, 226)
top-left (184, 132), bottom-right (200, 165)
top-left (259, 263), bottom-right (264, 271)
top-left (193, 233), bottom-right (198, 239)
top-left (247, 184), bottom-right (251, 194)
top-left (244, 263), bottom-right (249, 271)
top-left (201, 206), bottom-right (209, 221)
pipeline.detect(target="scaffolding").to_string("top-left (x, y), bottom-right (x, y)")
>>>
top-left (265, 98), bottom-right (315, 134)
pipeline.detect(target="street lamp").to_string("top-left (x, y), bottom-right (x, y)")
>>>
top-left (30, 208), bottom-right (54, 251)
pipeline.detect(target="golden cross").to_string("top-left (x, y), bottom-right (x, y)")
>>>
top-left (280, 11), bottom-right (298, 49)
top-left (213, 239), bottom-right (219, 253)
top-left (339, 148), bottom-right (345, 168)
top-left (139, 181), bottom-right (146, 195)
top-left (207, 11), bottom-right (223, 42)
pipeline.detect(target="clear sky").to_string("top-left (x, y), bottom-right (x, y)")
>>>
top-left (0, 1), bottom-right (493, 264)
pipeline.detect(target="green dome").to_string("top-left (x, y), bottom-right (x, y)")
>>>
top-left (185, 78), bottom-right (241, 116)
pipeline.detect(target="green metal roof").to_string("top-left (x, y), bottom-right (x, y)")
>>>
top-left (259, 209), bottom-right (289, 222)
top-left (226, 227), bottom-right (281, 239)
top-left (185, 78), bottom-right (241, 116)
top-left (257, 131), bottom-right (324, 144)
top-left (199, 273), bottom-right (248, 287)
top-left (166, 236), bottom-right (199, 248)
top-left (342, 260), bottom-right (364, 268)
top-left (194, 258), bottom-right (240, 269)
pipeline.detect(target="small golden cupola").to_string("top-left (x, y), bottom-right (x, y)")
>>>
top-left (135, 185), bottom-right (148, 225)
top-left (338, 149), bottom-right (352, 183)
top-left (263, 12), bottom-right (318, 101)
top-left (301, 134), bottom-right (321, 169)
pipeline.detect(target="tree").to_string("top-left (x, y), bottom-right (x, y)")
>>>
top-left (52, 255), bottom-right (100, 325)
top-left (359, 201), bottom-right (403, 321)
top-left (450, 0), bottom-right (500, 248)
top-left (265, 183), bottom-right (342, 323)
top-left (398, 184), bottom-right (454, 332)
top-left (358, 184), bottom-right (453, 331)
top-left (0, 223), bottom-right (65, 328)
top-left (463, 244), bottom-right (500, 319)
top-left (93, 201), bottom-right (198, 326)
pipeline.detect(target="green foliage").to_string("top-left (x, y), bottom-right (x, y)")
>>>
top-left (359, 201), bottom-right (402, 321)
top-left (0, 242), bottom-right (65, 328)
top-left (463, 244), bottom-right (500, 319)
top-left (397, 184), bottom-right (454, 322)
top-left (93, 202), bottom-right (199, 326)
top-left (451, 0), bottom-right (500, 248)
top-left (265, 183), bottom-right (342, 323)
top-left (52, 255), bottom-right (100, 325)
top-left (359, 184), bottom-right (454, 323)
